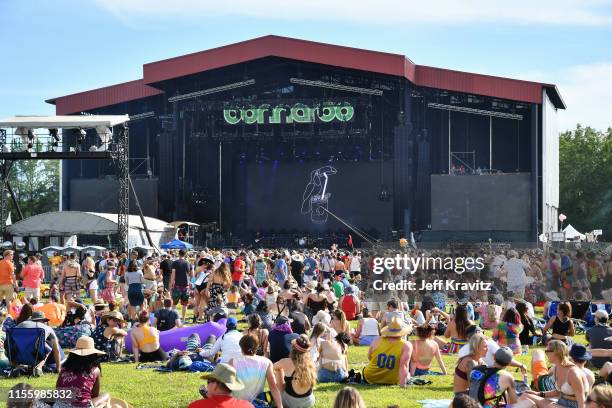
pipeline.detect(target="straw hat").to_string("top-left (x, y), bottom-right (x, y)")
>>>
top-left (69, 336), bottom-right (105, 356)
top-left (291, 253), bottom-right (304, 262)
top-left (305, 281), bottom-right (317, 291)
top-left (381, 317), bottom-right (411, 337)
top-left (201, 363), bottom-right (245, 391)
top-left (101, 310), bottom-right (125, 325)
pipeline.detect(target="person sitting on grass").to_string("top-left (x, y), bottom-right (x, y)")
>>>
top-left (91, 310), bottom-right (128, 362)
top-left (229, 334), bottom-right (283, 408)
top-left (131, 310), bottom-right (167, 363)
top-left (542, 302), bottom-right (575, 346)
top-left (333, 387), bottom-right (366, 408)
top-left (15, 310), bottom-right (63, 375)
top-left (243, 314), bottom-right (268, 357)
top-left (317, 331), bottom-right (351, 383)
top-left (188, 363), bottom-right (253, 408)
top-left (53, 336), bottom-right (110, 408)
top-left (585, 386), bottom-right (612, 408)
top-left (152, 298), bottom-right (182, 332)
top-left (363, 316), bottom-right (413, 387)
top-left (569, 344), bottom-right (595, 393)
top-left (521, 340), bottom-right (588, 408)
top-left (268, 315), bottom-right (299, 364)
top-left (444, 304), bottom-right (472, 354)
top-left (352, 308), bottom-right (380, 346)
top-left (273, 335), bottom-right (317, 408)
top-left (454, 332), bottom-right (487, 395)
top-left (468, 347), bottom-right (535, 408)
top-left (200, 316), bottom-right (243, 364)
top-left (492, 307), bottom-right (523, 355)
top-left (410, 324), bottom-right (447, 376)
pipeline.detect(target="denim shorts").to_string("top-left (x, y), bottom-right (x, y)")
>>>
top-left (317, 367), bottom-right (348, 383)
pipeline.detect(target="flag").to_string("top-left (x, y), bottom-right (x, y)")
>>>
top-left (347, 234), bottom-right (353, 248)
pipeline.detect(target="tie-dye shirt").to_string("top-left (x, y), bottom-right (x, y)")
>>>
top-left (231, 355), bottom-right (272, 402)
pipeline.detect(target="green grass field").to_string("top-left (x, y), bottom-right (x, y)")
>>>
top-left (0, 311), bottom-right (588, 408)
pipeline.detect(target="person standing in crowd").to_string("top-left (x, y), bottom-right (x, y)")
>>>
top-left (349, 251), bottom-right (361, 278)
top-left (303, 251), bottom-right (318, 285)
top-left (60, 253), bottom-right (82, 303)
top-left (160, 254), bottom-right (173, 291)
top-left (340, 286), bottom-right (360, 321)
top-left (320, 250), bottom-right (334, 283)
top-left (0, 250), bottom-right (16, 305)
top-left (586, 310), bottom-right (612, 369)
top-left (363, 317), bottom-right (413, 386)
top-left (171, 249), bottom-right (193, 322)
top-left (503, 250), bottom-right (529, 298)
top-left (254, 253), bottom-right (268, 286)
top-left (82, 253), bottom-right (97, 303)
top-left (21, 255), bottom-right (44, 301)
top-left (290, 253), bottom-right (305, 287)
top-left (233, 252), bottom-right (246, 287)
top-left (125, 260), bottom-right (145, 321)
top-left (193, 254), bottom-right (214, 323)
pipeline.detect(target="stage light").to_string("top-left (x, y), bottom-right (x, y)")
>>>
top-left (15, 127), bottom-right (36, 151)
top-left (95, 126), bottom-right (112, 151)
top-left (289, 78), bottom-right (383, 96)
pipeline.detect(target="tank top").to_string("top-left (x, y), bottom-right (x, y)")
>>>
top-left (342, 296), bottom-right (358, 320)
top-left (552, 317), bottom-right (571, 336)
top-left (363, 337), bottom-right (406, 384)
top-left (361, 318), bottom-right (379, 336)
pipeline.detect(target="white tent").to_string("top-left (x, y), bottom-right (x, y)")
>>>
top-left (6, 211), bottom-right (175, 248)
top-left (563, 224), bottom-right (586, 241)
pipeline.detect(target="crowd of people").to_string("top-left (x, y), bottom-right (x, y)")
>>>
top-left (0, 245), bottom-right (610, 408)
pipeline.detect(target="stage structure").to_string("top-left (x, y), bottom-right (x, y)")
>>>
top-left (0, 116), bottom-right (131, 252)
top-left (46, 36), bottom-right (565, 246)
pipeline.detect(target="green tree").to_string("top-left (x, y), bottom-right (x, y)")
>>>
top-left (6, 160), bottom-right (59, 220)
top-left (559, 125), bottom-right (612, 240)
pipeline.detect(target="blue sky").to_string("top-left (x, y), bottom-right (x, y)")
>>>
top-left (1, 0), bottom-right (612, 131)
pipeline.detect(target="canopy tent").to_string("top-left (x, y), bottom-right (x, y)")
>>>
top-left (0, 115), bottom-right (129, 129)
top-left (160, 239), bottom-right (193, 250)
top-left (563, 224), bottom-right (586, 241)
top-left (6, 211), bottom-right (175, 248)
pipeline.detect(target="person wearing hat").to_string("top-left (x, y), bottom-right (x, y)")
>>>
top-left (362, 316), bottom-right (413, 387)
top-left (339, 285), bottom-right (360, 321)
top-left (290, 253), bottom-right (305, 287)
top-left (468, 347), bottom-right (534, 408)
top-left (91, 310), bottom-right (127, 362)
top-left (188, 363), bottom-right (252, 408)
top-left (303, 251), bottom-right (318, 285)
top-left (54, 336), bottom-right (111, 408)
top-left (15, 310), bottom-right (63, 373)
top-left (586, 309), bottom-right (612, 369)
top-left (200, 317), bottom-right (243, 364)
top-left (569, 344), bottom-right (595, 392)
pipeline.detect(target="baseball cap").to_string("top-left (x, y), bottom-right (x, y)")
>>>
top-left (494, 347), bottom-right (513, 366)
top-left (226, 317), bottom-right (238, 329)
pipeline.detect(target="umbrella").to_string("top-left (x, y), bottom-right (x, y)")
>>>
top-left (160, 239), bottom-right (193, 250)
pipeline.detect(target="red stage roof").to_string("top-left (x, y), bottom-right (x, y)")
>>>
top-left (47, 35), bottom-right (565, 114)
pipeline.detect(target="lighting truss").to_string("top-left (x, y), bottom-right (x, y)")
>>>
top-left (168, 79), bottom-right (256, 103)
top-left (129, 111), bottom-right (156, 121)
top-left (427, 102), bottom-right (523, 120)
top-left (289, 78), bottom-right (383, 96)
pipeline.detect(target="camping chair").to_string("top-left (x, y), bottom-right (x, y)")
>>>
top-left (4, 327), bottom-right (51, 377)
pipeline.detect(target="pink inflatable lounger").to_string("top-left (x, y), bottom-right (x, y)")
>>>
top-left (124, 319), bottom-right (227, 352)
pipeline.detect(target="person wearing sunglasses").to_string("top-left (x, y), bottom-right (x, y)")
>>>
top-left (521, 340), bottom-right (588, 408)
top-left (188, 363), bottom-right (252, 408)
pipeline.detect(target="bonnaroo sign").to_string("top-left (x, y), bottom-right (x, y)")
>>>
top-left (223, 102), bottom-right (354, 125)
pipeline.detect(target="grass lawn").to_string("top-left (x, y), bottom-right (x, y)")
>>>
top-left (0, 308), bottom-right (589, 408)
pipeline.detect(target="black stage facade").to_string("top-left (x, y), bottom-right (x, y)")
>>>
top-left (47, 36), bottom-right (565, 246)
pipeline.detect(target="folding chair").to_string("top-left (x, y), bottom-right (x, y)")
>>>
top-left (5, 327), bottom-right (51, 377)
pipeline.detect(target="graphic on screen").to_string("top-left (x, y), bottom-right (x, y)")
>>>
top-left (300, 165), bottom-right (338, 224)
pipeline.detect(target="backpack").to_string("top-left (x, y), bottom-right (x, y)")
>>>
top-left (469, 365), bottom-right (504, 407)
top-left (97, 270), bottom-right (107, 290)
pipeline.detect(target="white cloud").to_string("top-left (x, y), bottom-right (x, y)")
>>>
top-left (92, 0), bottom-right (612, 25)
top-left (549, 63), bottom-right (612, 131)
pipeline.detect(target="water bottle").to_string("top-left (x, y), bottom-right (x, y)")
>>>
top-left (532, 335), bottom-right (538, 346)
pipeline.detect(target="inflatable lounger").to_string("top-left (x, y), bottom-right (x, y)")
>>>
top-left (125, 319), bottom-right (227, 352)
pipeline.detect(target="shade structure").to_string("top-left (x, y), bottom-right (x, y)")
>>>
top-left (160, 239), bottom-right (193, 250)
